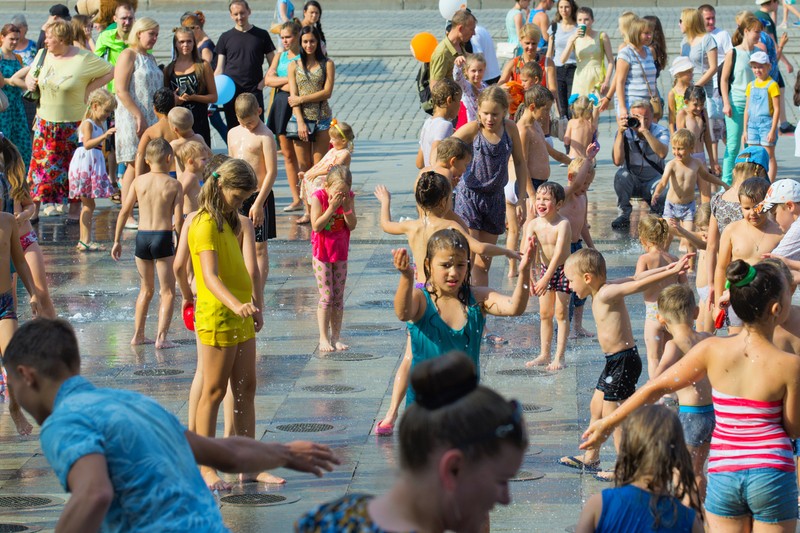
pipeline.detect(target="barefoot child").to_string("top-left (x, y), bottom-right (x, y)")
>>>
top-left (523, 182), bottom-right (572, 371)
top-left (676, 87), bottom-right (719, 203)
top-left (175, 141), bottom-right (211, 219)
top-left (575, 405), bottom-right (704, 532)
top-left (393, 228), bottom-right (534, 404)
top-left (416, 79), bottom-right (462, 169)
top-left (111, 139), bottom-right (182, 349)
top-left (453, 53), bottom-right (487, 128)
top-left (68, 88), bottom-right (117, 252)
top-left (298, 119), bottom-right (354, 224)
top-left (559, 247), bottom-right (691, 477)
top-left (564, 95), bottom-right (600, 160)
top-left (743, 51), bottom-right (780, 182)
top-left (169, 107), bottom-right (207, 174)
top-left (228, 93), bottom-right (278, 292)
top-left (653, 284), bottom-right (714, 499)
top-left (373, 172), bottom-right (519, 435)
top-left (667, 56), bottom-right (693, 135)
top-left (714, 177), bottom-right (783, 334)
top-left (670, 203), bottom-right (713, 332)
top-left (635, 216), bottom-right (687, 380)
top-left (422, 136), bottom-right (472, 188)
top-left (310, 166), bottom-right (356, 352)
top-left (133, 87), bottom-right (177, 179)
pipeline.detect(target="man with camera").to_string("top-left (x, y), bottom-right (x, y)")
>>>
top-left (611, 99), bottom-right (670, 230)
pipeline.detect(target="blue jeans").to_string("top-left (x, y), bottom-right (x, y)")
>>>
top-left (705, 468), bottom-right (798, 523)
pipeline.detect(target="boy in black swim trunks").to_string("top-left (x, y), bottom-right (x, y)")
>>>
top-left (112, 139), bottom-right (183, 350)
top-left (559, 247), bottom-right (692, 479)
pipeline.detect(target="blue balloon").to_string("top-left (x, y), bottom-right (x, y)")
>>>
top-left (215, 75), bottom-right (236, 106)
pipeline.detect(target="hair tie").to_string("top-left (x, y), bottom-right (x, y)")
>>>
top-left (415, 375), bottom-right (478, 410)
top-left (211, 171), bottom-right (220, 181)
top-left (725, 265), bottom-right (757, 289)
top-left (568, 93), bottom-right (579, 106)
top-left (331, 118), bottom-right (345, 140)
top-left (587, 93), bottom-right (599, 106)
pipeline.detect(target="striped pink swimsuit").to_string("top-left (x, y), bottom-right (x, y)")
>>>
top-left (709, 389), bottom-right (795, 473)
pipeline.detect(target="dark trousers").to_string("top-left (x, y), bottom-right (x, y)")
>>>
top-left (556, 64), bottom-right (576, 119)
top-left (223, 88), bottom-right (265, 130)
top-left (614, 168), bottom-right (665, 219)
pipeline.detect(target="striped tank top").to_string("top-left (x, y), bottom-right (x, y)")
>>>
top-left (709, 389), bottom-right (795, 473)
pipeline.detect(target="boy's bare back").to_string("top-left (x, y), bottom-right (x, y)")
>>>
top-left (519, 119), bottom-right (550, 182)
top-left (637, 250), bottom-right (680, 302)
top-left (179, 170), bottom-right (202, 215)
top-left (134, 171), bottom-right (182, 231)
top-left (135, 121), bottom-right (178, 175)
top-left (171, 134), bottom-right (207, 171)
top-left (660, 330), bottom-right (713, 407)
top-left (678, 110), bottom-right (706, 154)
top-left (228, 124), bottom-right (274, 188)
top-left (560, 194), bottom-right (588, 244)
top-left (567, 118), bottom-right (593, 159)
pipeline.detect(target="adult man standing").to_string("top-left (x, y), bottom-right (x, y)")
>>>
top-left (3, 318), bottom-right (339, 532)
top-left (215, 0), bottom-right (276, 129)
top-left (429, 9), bottom-right (476, 91)
top-left (94, 2), bottom-right (136, 93)
top-left (754, 0), bottom-right (796, 134)
top-left (699, 4), bottom-right (731, 167)
top-left (611, 100), bottom-right (670, 230)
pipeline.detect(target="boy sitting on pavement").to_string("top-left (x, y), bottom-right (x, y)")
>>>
top-left (559, 247), bottom-right (692, 479)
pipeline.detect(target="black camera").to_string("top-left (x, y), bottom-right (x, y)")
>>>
top-left (626, 116), bottom-right (641, 129)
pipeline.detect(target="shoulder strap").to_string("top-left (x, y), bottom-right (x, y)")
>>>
top-left (13, 53), bottom-right (23, 67)
top-left (631, 47), bottom-right (655, 98)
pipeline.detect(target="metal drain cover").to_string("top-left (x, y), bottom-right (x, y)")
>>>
top-left (522, 403), bottom-right (553, 413)
top-left (496, 368), bottom-right (552, 377)
top-left (219, 493), bottom-right (299, 506)
top-left (317, 352), bottom-right (380, 361)
top-left (301, 384), bottom-right (364, 394)
top-left (0, 495), bottom-right (62, 509)
top-left (360, 299), bottom-right (394, 309)
top-left (510, 470), bottom-right (545, 482)
top-left (133, 368), bottom-right (184, 377)
top-left (272, 422), bottom-right (336, 433)
top-left (0, 525), bottom-right (42, 533)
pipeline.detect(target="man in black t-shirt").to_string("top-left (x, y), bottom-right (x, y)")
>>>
top-left (215, 0), bottom-right (276, 129)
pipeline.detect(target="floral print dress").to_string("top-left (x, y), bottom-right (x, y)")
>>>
top-left (0, 55), bottom-right (31, 168)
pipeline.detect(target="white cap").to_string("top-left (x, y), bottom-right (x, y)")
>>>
top-left (749, 50), bottom-right (770, 65)
top-left (669, 56), bottom-right (694, 77)
top-left (755, 0), bottom-right (772, 5)
top-left (761, 179), bottom-right (800, 211)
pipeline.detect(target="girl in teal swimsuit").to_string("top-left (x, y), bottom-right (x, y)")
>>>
top-left (393, 228), bottom-right (535, 404)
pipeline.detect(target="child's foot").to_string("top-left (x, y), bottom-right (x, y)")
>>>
top-left (507, 266), bottom-right (519, 278)
top-left (10, 406), bottom-right (33, 436)
top-left (525, 354), bottom-right (551, 367)
top-left (155, 339), bottom-right (178, 350)
top-left (558, 454), bottom-right (600, 472)
top-left (203, 469), bottom-right (232, 492)
top-left (295, 215), bottom-right (310, 225)
top-left (593, 470), bottom-right (615, 482)
top-left (131, 335), bottom-right (155, 346)
top-left (240, 471), bottom-right (286, 484)
top-left (546, 358), bottom-right (565, 371)
top-left (318, 339), bottom-right (336, 352)
top-left (569, 327), bottom-right (595, 339)
top-left (334, 341), bottom-right (349, 351)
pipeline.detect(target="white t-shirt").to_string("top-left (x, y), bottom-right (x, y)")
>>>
top-left (419, 116), bottom-right (455, 167)
top-left (772, 217), bottom-right (800, 260)
top-left (470, 25), bottom-right (502, 81)
top-left (710, 28), bottom-right (733, 57)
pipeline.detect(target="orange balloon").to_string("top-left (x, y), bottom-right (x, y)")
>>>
top-left (410, 32), bottom-right (438, 63)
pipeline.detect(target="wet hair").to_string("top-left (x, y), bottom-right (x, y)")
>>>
top-left (430, 78), bottom-right (462, 109)
top-left (168, 107), bottom-right (194, 132)
top-left (3, 319), bottom-right (81, 379)
top-left (175, 140), bottom-right (210, 169)
top-left (166, 28), bottom-right (206, 94)
top-left (234, 92), bottom-right (260, 119)
top-left (71, 15), bottom-right (91, 47)
top-left (672, 128), bottom-right (695, 150)
top-left (228, 0), bottom-right (251, 12)
top-left (738, 176), bottom-right (770, 204)
top-left (638, 215), bottom-right (671, 250)
top-left (299, 25), bottom-right (327, 73)
top-left (202, 153), bottom-right (230, 184)
top-left (520, 61), bottom-right (542, 82)
top-left (570, 95), bottom-right (594, 120)
top-left (683, 85), bottom-right (707, 106)
top-left (423, 228), bottom-right (472, 307)
top-left (85, 88), bottom-right (116, 119)
top-left (732, 161), bottom-right (768, 184)
top-left (399, 351), bottom-right (528, 471)
top-left (627, 18), bottom-right (650, 48)
top-left (519, 23), bottom-right (541, 43)
top-left (554, 0), bottom-right (578, 24)
top-left (536, 181), bottom-right (565, 205)
top-left (436, 137), bottom-right (472, 164)
top-left (727, 260), bottom-right (785, 323)
top-left (657, 284), bottom-right (696, 325)
top-left (732, 12), bottom-right (762, 47)
top-left (127, 17), bottom-right (159, 47)
top-left (180, 11), bottom-right (206, 29)
top-left (524, 84), bottom-right (553, 108)
top-left (576, 6), bottom-right (594, 21)
top-left (198, 158), bottom-right (257, 235)
top-left (477, 85), bottom-right (509, 114)
top-left (145, 137), bottom-right (173, 165)
top-left (644, 16), bottom-right (667, 71)
top-left (153, 87), bottom-right (176, 116)
top-left (45, 20), bottom-right (73, 45)
top-left (681, 8), bottom-right (706, 41)
top-left (694, 202), bottom-right (711, 229)
top-left (615, 405), bottom-right (703, 528)
top-left (760, 257), bottom-right (794, 287)
top-left (618, 11), bottom-right (637, 42)
top-left (415, 171), bottom-right (452, 211)
top-left (302, 1), bottom-right (326, 44)
top-left (325, 165), bottom-right (352, 190)
top-left (0, 24), bottom-right (20, 38)
top-left (451, 9), bottom-right (476, 28)
top-left (0, 134), bottom-right (30, 203)
top-left (565, 247), bottom-right (606, 279)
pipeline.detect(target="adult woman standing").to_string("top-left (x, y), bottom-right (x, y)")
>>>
top-left (11, 15), bottom-right (37, 132)
top-left (114, 17), bottom-right (163, 225)
top-left (561, 7), bottom-right (613, 98)
top-left (301, 1), bottom-right (326, 53)
top-left (720, 14), bottom-right (760, 185)
top-left (287, 26), bottom-right (334, 173)
top-left (0, 24), bottom-right (31, 168)
top-left (611, 17), bottom-right (656, 118)
top-left (25, 21), bottom-right (112, 218)
top-left (164, 28), bottom-right (217, 147)
top-left (276, 0), bottom-right (295, 24)
top-left (680, 8), bottom-right (718, 100)
top-left (266, 20), bottom-right (303, 212)
top-left (506, 0), bottom-right (531, 56)
top-left (546, 0), bottom-right (578, 118)
top-left (296, 352), bottom-right (529, 532)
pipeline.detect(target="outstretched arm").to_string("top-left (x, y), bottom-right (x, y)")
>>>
top-left (604, 253), bottom-right (693, 299)
top-left (475, 236), bottom-right (535, 316)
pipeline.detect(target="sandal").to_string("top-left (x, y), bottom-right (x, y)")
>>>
top-left (558, 455), bottom-right (601, 472)
top-left (40, 205), bottom-right (58, 217)
top-left (283, 203), bottom-right (304, 212)
top-left (76, 241), bottom-right (106, 252)
top-left (593, 471), bottom-right (615, 482)
top-left (110, 192), bottom-right (122, 204)
top-left (375, 421), bottom-right (394, 436)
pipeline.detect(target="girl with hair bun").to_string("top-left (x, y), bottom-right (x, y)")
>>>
top-left (583, 260), bottom-right (800, 532)
top-left (297, 351), bottom-right (529, 532)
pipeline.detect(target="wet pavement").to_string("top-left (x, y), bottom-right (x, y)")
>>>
top-left (3, 5), bottom-right (800, 533)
